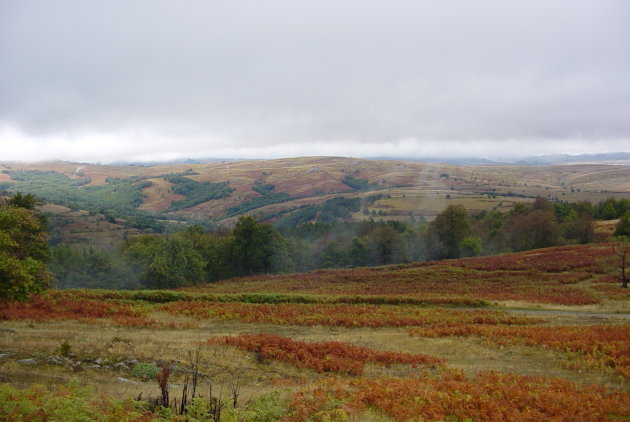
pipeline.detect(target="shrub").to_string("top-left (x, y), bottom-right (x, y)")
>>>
top-left (59, 340), bottom-right (72, 357)
top-left (131, 363), bottom-right (159, 382)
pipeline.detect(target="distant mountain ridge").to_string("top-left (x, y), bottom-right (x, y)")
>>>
top-left (514, 152), bottom-right (630, 165)
top-left (110, 152), bottom-right (630, 167)
top-left (367, 157), bottom-right (505, 165)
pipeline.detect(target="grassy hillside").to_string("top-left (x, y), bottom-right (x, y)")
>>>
top-left (182, 243), bottom-right (629, 311)
top-left (3, 158), bottom-right (630, 227)
top-left (1, 243), bottom-right (629, 420)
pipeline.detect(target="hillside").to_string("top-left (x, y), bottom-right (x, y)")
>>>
top-left (1, 242), bottom-right (629, 420)
top-left (182, 242), bottom-right (629, 312)
top-left (3, 158), bottom-right (630, 231)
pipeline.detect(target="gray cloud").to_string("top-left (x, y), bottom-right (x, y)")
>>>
top-left (1, 0), bottom-right (629, 162)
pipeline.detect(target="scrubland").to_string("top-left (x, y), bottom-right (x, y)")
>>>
top-left (1, 243), bottom-right (630, 420)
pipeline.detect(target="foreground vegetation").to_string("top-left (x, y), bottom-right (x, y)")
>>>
top-left (2, 241), bottom-right (630, 420)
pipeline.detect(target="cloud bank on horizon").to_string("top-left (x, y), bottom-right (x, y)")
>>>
top-left (1, 0), bottom-right (629, 163)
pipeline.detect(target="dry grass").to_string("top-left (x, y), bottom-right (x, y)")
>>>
top-left (0, 319), bottom-right (313, 402)
top-left (138, 177), bottom-right (185, 212)
top-left (1, 310), bottom-right (628, 403)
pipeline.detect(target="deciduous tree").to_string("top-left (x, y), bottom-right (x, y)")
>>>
top-left (430, 204), bottom-right (470, 259)
top-left (232, 216), bottom-right (287, 275)
top-left (0, 195), bottom-right (52, 300)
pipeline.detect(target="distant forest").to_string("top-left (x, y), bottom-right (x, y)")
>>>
top-left (46, 196), bottom-right (630, 290)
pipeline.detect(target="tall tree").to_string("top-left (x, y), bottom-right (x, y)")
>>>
top-left (0, 195), bottom-right (52, 300)
top-left (506, 209), bottom-right (561, 251)
top-left (430, 204), bottom-right (470, 259)
top-left (231, 216), bottom-right (287, 275)
top-left (614, 214), bottom-right (630, 237)
top-left (123, 233), bottom-right (205, 288)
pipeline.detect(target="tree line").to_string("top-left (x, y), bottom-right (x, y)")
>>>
top-left (48, 196), bottom-right (630, 290)
top-left (3, 191), bottom-right (630, 296)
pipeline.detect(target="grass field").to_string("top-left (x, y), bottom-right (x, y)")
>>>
top-left (1, 243), bottom-right (630, 420)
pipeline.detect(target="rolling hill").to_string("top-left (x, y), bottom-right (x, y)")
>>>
top-left (2, 157), bottom-right (630, 241)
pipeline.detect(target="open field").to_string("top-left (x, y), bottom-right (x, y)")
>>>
top-left (1, 243), bottom-right (630, 420)
top-left (184, 243), bottom-right (628, 311)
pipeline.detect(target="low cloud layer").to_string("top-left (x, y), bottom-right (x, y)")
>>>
top-left (1, 0), bottom-right (629, 162)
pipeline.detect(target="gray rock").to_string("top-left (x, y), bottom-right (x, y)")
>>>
top-left (171, 365), bottom-right (192, 374)
top-left (17, 358), bottom-right (37, 365)
top-left (0, 353), bottom-right (10, 359)
top-left (114, 362), bottom-right (129, 371)
top-left (125, 359), bottom-right (139, 366)
top-left (116, 377), bottom-right (139, 385)
top-left (44, 356), bottom-right (62, 365)
top-left (0, 328), bottom-right (16, 333)
top-left (89, 364), bottom-right (101, 369)
top-left (103, 365), bottom-right (113, 370)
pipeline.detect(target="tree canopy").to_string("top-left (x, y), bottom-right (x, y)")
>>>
top-left (0, 194), bottom-right (52, 300)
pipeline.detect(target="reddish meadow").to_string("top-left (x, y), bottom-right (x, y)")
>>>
top-left (285, 370), bottom-right (630, 422)
top-left (162, 302), bottom-right (541, 328)
top-left (409, 324), bottom-right (630, 378)
top-left (209, 333), bottom-right (444, 375)
top-left (189, 244), bottom-right (616, 305)
top-left (1, 243), bottom-right (629, 421)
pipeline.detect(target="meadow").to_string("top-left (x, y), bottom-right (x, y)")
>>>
top-left (1, 243), bottom-right (630, 421)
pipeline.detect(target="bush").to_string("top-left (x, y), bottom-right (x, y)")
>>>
top-left (0, 381), bottom-right (151, 421)
top-left (59, 340), bottom-right (72, 357)
top-left (131, 362), bottom-right (159, 381)
top-left (242, 391), bottom-right (287, 422)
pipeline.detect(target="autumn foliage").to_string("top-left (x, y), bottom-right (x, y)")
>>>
top-left (209, 333), bottom-right (444, 375)
top-left (284, 370), bottom-right (630, 422)
top-left (189, 244), bottom-right (615, 305)
top-left (0, 296), bottom-right (138, 322)
top-left (409, 323), bottom-right (630, 378)
top-left (164, 301), bottom-right (541, 328)
top-left (0, 294), bottom-right (165, 327)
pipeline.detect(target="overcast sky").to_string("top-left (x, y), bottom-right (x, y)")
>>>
top-left (1, 0), bottom-right (629, 163)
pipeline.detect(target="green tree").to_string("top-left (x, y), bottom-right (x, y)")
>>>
top-left (348, 237), bottom-right (369, 267)
top-left (231, 216), bottom-right (287, 275)
top-left (0, 197), bottom-right (52, 300)
top-left (7, 192), bottom-right (43, 210)
top-left (123, 233), bottom-right (205, 288)
top-left (460, 236), bottom-right (482, 257)
top-left (320, 240), bottom-right (348, 268)
top-left (366, 225), bottom-right (406, 265)
top-left (430, 204), bottom-right (470, 259)
top-left (596, 198), bottom-right (624, 220)
top-left (614, 214), bottom-right (630, 237)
